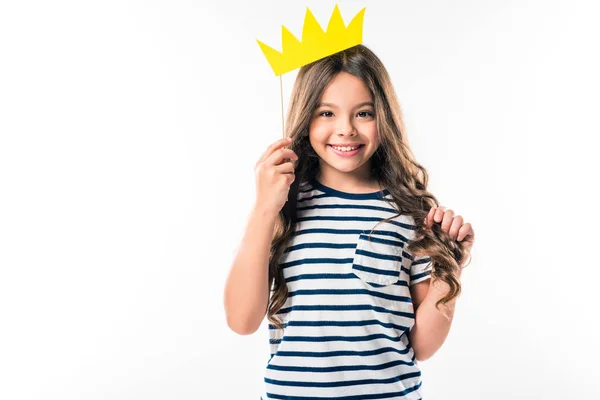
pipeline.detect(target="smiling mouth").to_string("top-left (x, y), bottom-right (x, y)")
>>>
top-left (327, 144), bottom-right (365, 151)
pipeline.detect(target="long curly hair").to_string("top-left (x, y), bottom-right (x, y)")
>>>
top-left (267, 44), bottom-right (470, 331)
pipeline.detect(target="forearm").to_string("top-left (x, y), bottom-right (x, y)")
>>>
top-left (409, 269), bottom-right (462, 361)
top-left (223, 204), bottom-right (278, 335)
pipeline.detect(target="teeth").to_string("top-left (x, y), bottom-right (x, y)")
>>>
top-left (331, 145), bottom-right (360, 151)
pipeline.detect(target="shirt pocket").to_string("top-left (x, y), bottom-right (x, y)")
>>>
top-left (351, 233), bottom-right (403, 286)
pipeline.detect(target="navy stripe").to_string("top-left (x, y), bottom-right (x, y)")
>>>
top-left (279, 333), bottom-right (406, 343)
top-left (308, 177), bottom-right (390, 198)
top-left (287, 288), bottom-right (412, 302)
top-left (265, 382), bottom-right (422, 400)
top-left (412, 256), bottom-right (432, 265)
top-left (265, 371), bottom-right (421, 388)
top-left (267, 358), bottom-right (415, 373)
top-left (285, 242), bottom-right (357, 252)
top-left (411, 271), bottom-right (432, 281)
top-left (352, 263), bottom-right (400, 278)
top-left (268, 318), bottom-right (410, 332)
top-left (297, 202), bottom-right (398, 214)
top-left (281, 257), bottom-right (354, 269)
top-left (354, 249), bottom-right (403, 262)
top-left (269, 342), bottom-right (416, 359)
top-left (275, 304), bottom-right (414, 319)
top-left (271, 346), bottom-right (413, 359)
top-left (298, 192), bottom-right (390, 202)
top-left (285, 272), bottom-right (410, 284)
top-left (295, 228), bottom-right (410, 242)
top-left (285, 272), bottom-right (356, 282)
top-left (296, 215), bottom-right (415, 231)
top-left (281, 258), bottom-right (409, 275)
top-left (358, 234), bottom-right (405, 248)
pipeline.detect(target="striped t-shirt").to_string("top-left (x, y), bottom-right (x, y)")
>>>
top-left (260, 176), bottom-right (433, 400)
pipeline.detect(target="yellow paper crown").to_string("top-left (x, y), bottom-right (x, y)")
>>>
top-left (256, 4), bottom-right (366, 76)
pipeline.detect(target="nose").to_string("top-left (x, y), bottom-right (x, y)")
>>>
top-left (335, 118), bottom-right (357, 136)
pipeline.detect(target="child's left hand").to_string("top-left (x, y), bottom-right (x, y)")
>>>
top-left (425, 205), bottom-right (475, 263)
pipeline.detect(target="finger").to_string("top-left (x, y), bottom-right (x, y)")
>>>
top-left (425, 206), bottom-right (436, 227)
top-left (434, 206), bottom-right (446, 224)
top-left (457, 223), bottom-right (473, 242)
top-left (286, 172), bottom-right (296, 187)
top-left (448, 215), bottom-right (463, 241)
top-left (440, 208), bottom-right (454, 232)
top-left (274, 160), bottom-right (296, 174)
top-left (258, 137), bottom-right (292, 165)
top-left (441, 212), bottom-right (455, 234)
top-left (266, 147), bottom-right (298, 167)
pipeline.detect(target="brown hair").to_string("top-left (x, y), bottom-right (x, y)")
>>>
top-left (267, 44), bottom-right (470, 331)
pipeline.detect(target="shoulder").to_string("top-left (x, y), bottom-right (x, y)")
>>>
top-left (387, 213), bottom-right (421, 239)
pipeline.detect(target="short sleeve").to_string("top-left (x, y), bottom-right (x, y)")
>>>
top-left (409, 254), bottom-right (433, 285)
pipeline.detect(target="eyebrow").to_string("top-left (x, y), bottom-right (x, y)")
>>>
top-left (317, 101), bottom-right (374, 109)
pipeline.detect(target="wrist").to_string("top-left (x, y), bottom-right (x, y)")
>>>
top-left (252, 203), bottom-right (279, 220)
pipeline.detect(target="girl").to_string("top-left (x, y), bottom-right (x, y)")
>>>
top-left (224, 44), bottom-right (474, 399)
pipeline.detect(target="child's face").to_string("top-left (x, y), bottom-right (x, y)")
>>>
top-left (308, 71), bottom-right (380, 180)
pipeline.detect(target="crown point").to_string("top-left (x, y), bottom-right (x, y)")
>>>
top-left (256, 4), bottom-right (367, 76)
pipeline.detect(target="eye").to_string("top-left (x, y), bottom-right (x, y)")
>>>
top-left (317, 110), bottom-right (374, 118)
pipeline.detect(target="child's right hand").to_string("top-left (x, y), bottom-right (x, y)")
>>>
top-left (254, 137), bottom-right (298, 216)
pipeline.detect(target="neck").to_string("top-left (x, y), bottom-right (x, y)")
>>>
top-left (316, 162), bottom-right (380, 193)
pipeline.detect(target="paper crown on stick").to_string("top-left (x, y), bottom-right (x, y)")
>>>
top-left (256, 4), bottom-right (366, 76)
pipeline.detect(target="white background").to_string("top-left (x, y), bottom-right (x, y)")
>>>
top-left (1, 0), bottom-right (598, 399)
